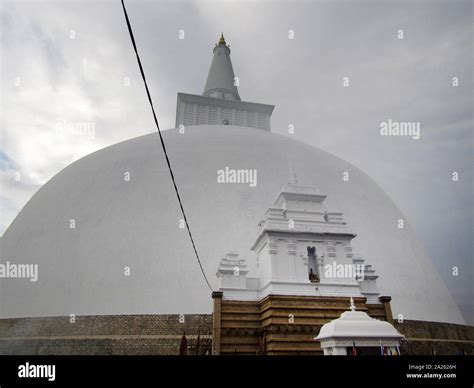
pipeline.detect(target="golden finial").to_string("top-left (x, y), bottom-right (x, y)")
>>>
top-left (218, 33), bottom-right (226, 45)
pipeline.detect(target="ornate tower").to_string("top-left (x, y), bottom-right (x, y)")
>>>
top-left (175, 34), bottom-right (274, 130)
top-left (203, 33), bottom-right (241, 101)
top-left (212, 181), bottom-right (391, 355)
top-left (216, 180), bottom-right (381, 304)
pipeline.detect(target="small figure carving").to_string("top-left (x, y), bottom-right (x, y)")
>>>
top-left (309, 268), bottom-right (319, 283)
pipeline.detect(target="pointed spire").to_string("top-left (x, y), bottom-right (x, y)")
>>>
top-left (203, 34), bottom-right (241, 101)
top-left (350, 297), bottom-right (356, 311)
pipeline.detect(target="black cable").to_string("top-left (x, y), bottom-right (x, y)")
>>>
top-left (121, 0), bottom-right (213, 292)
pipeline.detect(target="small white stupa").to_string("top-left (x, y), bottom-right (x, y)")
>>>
top-left (315, 298), bottom-right (404, 355)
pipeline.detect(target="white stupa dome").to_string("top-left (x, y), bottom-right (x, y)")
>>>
top-left (0, 125), bottom-right (464, 323)
top-left (0, 35), bottom-right (464, 325)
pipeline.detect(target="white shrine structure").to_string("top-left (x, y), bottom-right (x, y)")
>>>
top-left (211, 177), bottom-right (396, 355)
top-left (216, 178), bottom-right (380, 304)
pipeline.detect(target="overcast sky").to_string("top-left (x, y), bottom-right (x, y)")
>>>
top-left (1, 0), bottom-right (472, 322)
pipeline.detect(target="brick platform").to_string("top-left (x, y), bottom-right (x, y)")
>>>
top-left (0, 314), bottom-right (212, 355)
top-left (0, 312), bottom-right (472, 355)
top-left (216, 295), bottom-right (386, 355)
